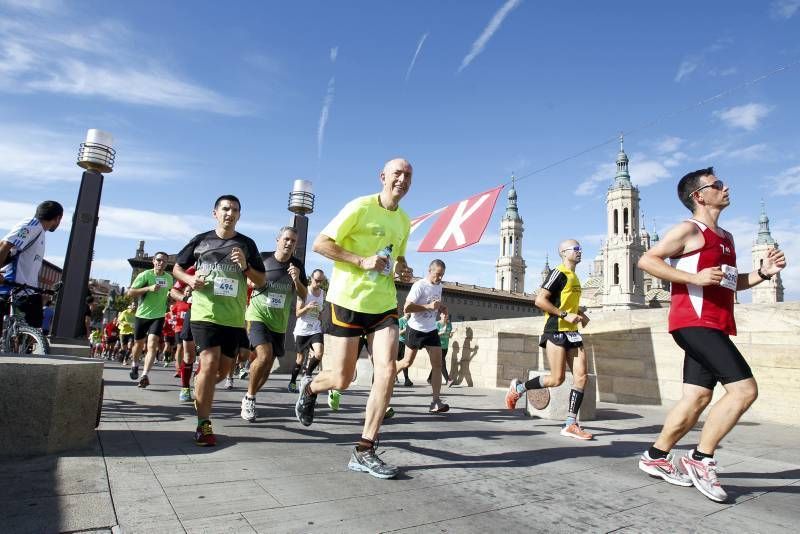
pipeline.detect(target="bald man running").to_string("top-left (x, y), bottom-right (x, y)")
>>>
top-left (505, 238), bottom-right (593, 440)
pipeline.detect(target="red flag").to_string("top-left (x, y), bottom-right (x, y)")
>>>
top-left (409, 209), bottom-right (444, 234)
top-left (417, 186), bottom-right (503, 252)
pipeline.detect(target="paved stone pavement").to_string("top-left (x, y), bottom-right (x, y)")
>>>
top-left (5, 362), bottom-right (800, 533)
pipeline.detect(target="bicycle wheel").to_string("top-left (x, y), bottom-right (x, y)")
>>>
top-left (12, 326), bottom-right (50, 355)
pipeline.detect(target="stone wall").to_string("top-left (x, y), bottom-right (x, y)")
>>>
top-left (411, 302), bottom-right (800, 425)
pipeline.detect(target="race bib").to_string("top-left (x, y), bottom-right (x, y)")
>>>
top-left (213, 277), bottom-right (238, 297)
top-left (267, 292), bottom-right (286, 308)
top-left (720, 264), bottom-right (738, 291)
top-left (306, 305), bottom-right (320, 318)
top-left (565, 331), bottom-right (583, 343)
top-left (155, 277), bottom-right (167, 289)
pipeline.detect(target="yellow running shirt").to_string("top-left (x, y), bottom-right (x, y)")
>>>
top-left (320, 194), bottom-right (410, 314)
top-left (541, 263), bottom-right (582, 333)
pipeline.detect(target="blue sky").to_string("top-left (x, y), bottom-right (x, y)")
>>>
top-left (1, 0), bottom-right (798, 302)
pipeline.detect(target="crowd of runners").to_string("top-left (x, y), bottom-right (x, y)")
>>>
top-left (2, 160), bottom-right (786, 503)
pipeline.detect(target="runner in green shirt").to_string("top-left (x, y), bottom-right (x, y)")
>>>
top-left (427, 308), bottom-right (453, 386)
top-left (173, 195), bottom-right (266, 447)
top-left (240, 226), bottom-right (307, 423)
top-left (295, 158), bottom-right (415, 480)
top-left (126, 252), bottom-right (173, 388)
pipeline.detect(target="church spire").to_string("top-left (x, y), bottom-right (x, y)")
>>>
top-left (504, 173), bottom-right (521, 221)
top-left (756, 200), bottom-right (776, 245)
top-left (612, 133), bottom-right (632, 188)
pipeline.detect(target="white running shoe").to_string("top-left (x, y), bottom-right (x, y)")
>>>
top-left (638, 451), bottom-right (693, 487)
top-left (225, 377), bottom-right (234, 390)
top-left (680, 450), bottom-right (728, 502)
top-left (240, 396), bottom-right (256, 422)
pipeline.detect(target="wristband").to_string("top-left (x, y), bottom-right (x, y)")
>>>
top-left (242, 264), bottom-right (251, 273)
top-left (757, 267), bottom-right (772, 281)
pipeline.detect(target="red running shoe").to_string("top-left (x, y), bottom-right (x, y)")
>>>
top-left (194, 420), bottom-right (216, 446)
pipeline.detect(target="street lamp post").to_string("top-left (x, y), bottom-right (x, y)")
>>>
top-left (287, 179), bottom-right (314, 263)
top-left (50, 129), bottom-right (115, 342)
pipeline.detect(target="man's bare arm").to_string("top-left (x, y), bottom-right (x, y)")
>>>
top-left (638, 221), bottom-right (718, 286)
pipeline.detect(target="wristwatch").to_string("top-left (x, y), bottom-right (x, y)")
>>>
top-left (558, 310), bottom-right (568, 319)
top-left (757, 267), bottom-right (772, 281)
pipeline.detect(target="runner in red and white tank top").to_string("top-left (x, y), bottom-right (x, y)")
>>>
top-left (669, 219), bottom-right (736, 335)
top-left (636, 167), bottom-right (787, 503)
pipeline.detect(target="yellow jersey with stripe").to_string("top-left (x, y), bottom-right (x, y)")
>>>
top-left (541, 264), bottom-right (581, 332)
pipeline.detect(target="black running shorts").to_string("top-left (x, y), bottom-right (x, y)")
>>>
top-left (134, 317), bottom-right (165, 341)
top-left (322, 303), bottom-right (398, 337)
top-left (405, 326), bottom-right (441, 350)
top-left (180, 308), bottom-right (193, 342)
top-left (237, 327), bottom-right (251, 350)
top-left (121, 333), bottom-right (134, 345)
top-left (295, 332), bottom-right (324, 354)
top-left (247, 321), bottom-right (286, 358)
top-left (671, 327), bottom-right (753, 389)
top-left (163, 335), bottom-right (175, 345)
top-left (539, 331), bottom-right (583, 350)
top-left (191, 321), bottom-right (241, 358)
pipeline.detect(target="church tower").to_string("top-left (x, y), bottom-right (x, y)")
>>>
top-left (496, 175), bottom-right (526, 293)
top-left (751, 201), bottom-right (784, 303)
top-left (603, 135), bottom-right (645, 309)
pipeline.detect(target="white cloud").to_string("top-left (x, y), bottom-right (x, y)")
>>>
top-left (629, 155), bottom-right (671, 187)
top-left (726, 143), bottom-right (770, 161)
top-left (771, 165), bottom-right (800, 195)
top-left (714, 103), bottom-right (772, 131)
top-left (0, 15), bottom-right (247, 115)
top-left (576, 162), bottom-right (615, 196)
top-left (0, 0), bottom-right (61, 12)
top-left (708, 66), bottom-right (738, 77)
top-left (770, 0), bottom-right (800, 19)
top-left (458, 0), bottom-right (521, 73)
top-left (329, 46), bottom-right (338, 63)
top-left (405, 32), bottom-right (429, 82)
top-left (317, 77), bottom-right (335, 160)
top-left (674, 59), bottom-right (699, 82)
top-left (655, 136), bottom-right (684, 154)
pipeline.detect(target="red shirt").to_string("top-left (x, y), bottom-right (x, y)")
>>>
top-left (170, 301), bottom-right (190, 332)
top-left (668, 219), bottom-right (737, 335)
top-left (162, 316), bottom-right (175, 337)
top-left (173, 265), bottom-right (196, 291)
top-left (104, 322), bottom-right (118, 338)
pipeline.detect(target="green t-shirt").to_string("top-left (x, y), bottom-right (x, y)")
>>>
top-left (117, 309), bottom-right (135, 335)
top-left (176, 230), bottom-right (265, 328)
top-left (320, 194), bottom-right (410, 314)
top-left (89, 330), bottom-right (101, 343)
top-left (437, 320), bottom-right (452, 348)
top-left (398, 316), bottom-right (408, 343)
top-left (245, 252), bottom-right (307, 333)
top-left (131, 269), bottom-right (173, 320)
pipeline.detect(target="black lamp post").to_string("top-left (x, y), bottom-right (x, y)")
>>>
top-left (50, 129), bottom-right (115, 342)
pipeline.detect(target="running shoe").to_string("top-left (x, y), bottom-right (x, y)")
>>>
top-left (295, 375), bottom-right (317, 427)
top-left (225, 377), bottom-right (234, 390)
top-left (447, 380), bottom-right (454, 388)
top-left (241, 396), bottom-right (256, 422)
top-left (638, 451), bottom-right (693, 487)
top-left (384, 407), bottom-right (395, 419)
top-left (179, 388), bottom-right (193, 402)
top-left (288, 381), bottom-right (298, 393)
top-left (162, 361), bottom-right (169, 368)
top-left (680, 451), bottom-right (728, 502)
top-left (429, 400), bottom-right (450, 414)
top-left (129, 366), bottom-right (139, 380)
top-left (403, 378), bottom-right (414, 387)
top-left (347, 445), bottom-right (399, 479)
top-left (560, 423), bottom-right (593, 440)
top-left (194, 420), bottom-right (216, 447)
top-left (137, 375), bottom-right (150, 388)
top-left (173, 372), bottom-right (180, 378)
top-left (238, 368), bottom-right (249, 380)
top-left (328, 389), bottom-right (341, 411)
top-left (505, 378), bottom-right (521, 410)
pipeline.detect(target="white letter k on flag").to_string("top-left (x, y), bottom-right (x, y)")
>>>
top-left (433, 194), bottom-right (490, 249)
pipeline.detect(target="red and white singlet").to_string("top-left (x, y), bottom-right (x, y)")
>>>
top-left (668, 219), bottom-right (737, 335)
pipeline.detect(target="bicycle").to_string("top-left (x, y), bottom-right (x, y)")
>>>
top-left (0, 281), bottom-right (56, 355)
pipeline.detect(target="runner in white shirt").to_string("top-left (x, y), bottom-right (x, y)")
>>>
top-left (0, 201), bottom-right (64, 329)
top-left (289, 269), bottom-right (326, 390)
top-left (396, 259), bottom-right (450, 413)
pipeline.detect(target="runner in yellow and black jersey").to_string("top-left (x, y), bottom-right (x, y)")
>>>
top-left (504, 239), bottom-right (594, 441)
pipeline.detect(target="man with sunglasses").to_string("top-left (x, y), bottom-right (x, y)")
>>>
top-left (126, 252), bottom-right (173, 387)
top-left (505, 239), bottom-right (592, 440)
top-left (637, 167), bottom-right (786, 503)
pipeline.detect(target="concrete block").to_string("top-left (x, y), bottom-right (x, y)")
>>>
top-left (524, 370), bottom-right (596, 421)
top-left (0, 354), bottom-right (103, 456)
